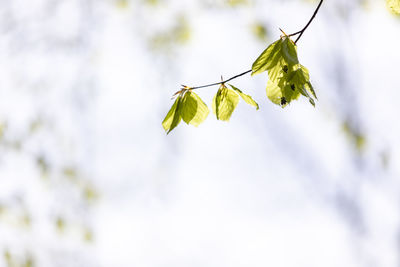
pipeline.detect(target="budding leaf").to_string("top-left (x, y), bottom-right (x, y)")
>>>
top-left (181, 91), bottom-right (209, 126)
top-left (212, 85), bottom-right (239, 121)
top-left (229, 84), bottom-right (259, 110)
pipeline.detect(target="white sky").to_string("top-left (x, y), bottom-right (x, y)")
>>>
top-left (1, 0), bottom-right (400, 267)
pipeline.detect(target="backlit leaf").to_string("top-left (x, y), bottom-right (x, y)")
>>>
top-left (251, 39), bottom-right (282, 75)
top-left (181, 91), bottom-right (209, 126)
top-left (162, 96), bottom-right (182, 134)
top-left (251, 37), bottom-right (298, 79)
top-left (281, 37), bottom-right (299, 66)
top-left (253, 36), bottom-right (317, 107)
top-left (229, 84), bottom-right (259, 109)
top-left (212, 85), bottom-right (239, 121)
top-left (266, 79), bottom-right (284, 106)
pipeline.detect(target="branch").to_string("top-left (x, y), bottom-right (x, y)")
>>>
top-left (189, 69), bottom-right (252, 90)
top-left (179, 0), bottom-right (323, 94)
top-left (292, 0), bottom-right (324, 44)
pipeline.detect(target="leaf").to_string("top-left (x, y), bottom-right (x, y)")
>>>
top-left (251, 37), bottom-right (298, 80)
top-left (212, 85), bottom-right (239, 121)
top-left (229, 84), bottom-right (259, 110)
top-left (281, 37), bottom-right (299, 66)
top-left (253, 38), bottom-right (317, 108)
top-left (162, 96), bottom-right (182, 134)
top-left (266, 79), bottom-right (300, 108)
top-left (266, 79), bottom-right (283, 106)
top-left (251, 39), bottom-right (282, 75)
top-left (387, 0), bottom-right (400, 14)
top-left (280, 65), bottom-right (316, 106)
top-left (181, 91), bottom-right (209, 126)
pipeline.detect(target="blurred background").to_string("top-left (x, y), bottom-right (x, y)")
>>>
top-left (0, 0), bottom-right (400, 266)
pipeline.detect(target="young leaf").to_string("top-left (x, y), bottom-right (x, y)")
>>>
top-left (266, 79), bottom-right (300, 107)
top-left (279, 65), bottom-right (316, 106)
top-left (251, 39), bottom-right (282, 75)
top-left (251, 37), bottom-right (298, 80)
top-left (162, 96), bottom-right (182, 134)
top-left (181, 91), bottom-right (209, 126)
top-left (212, 85), bottom-right (239, 121)
top-left (252, 35), bottom-right (317, 107)
top-left (229, 84), bottom-right (259, 110)
top-left (281, 37), bottom-right (299, 66)
top-left (266, 79), bottom-right (284, 106)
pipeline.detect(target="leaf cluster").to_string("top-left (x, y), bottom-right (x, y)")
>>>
top-left (162, 85), bottom-right (258, 133)
top-left (162, 90), bottom-right (209, 134)
top-left (252, 36), bottom-right (317, 107)
top-left (162, 35), bottom-right (318, 134)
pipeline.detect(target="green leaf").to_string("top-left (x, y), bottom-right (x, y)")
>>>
top-left (280, 65), bottom-right (316, 107)
top-left (251, 37), bottom-right (298, 81)
top-left (266, 79), bottom-right (285, 107)
top-left (281, 37), bottom-right (299, 66)
top-left (251, 39), bottom-right (282, 76)
top-left (181, 91), bottom-right (209, 126)
top-left (387, 0), bottom-right (400, 14)
top-left (212, 85), bottom-right (239, 121)
top-left (266, 79), bottom-right (301, 108)
top-left (162, 96), bottom-right (182, 134)
top-left (229, 84), bottom-right (259, 110)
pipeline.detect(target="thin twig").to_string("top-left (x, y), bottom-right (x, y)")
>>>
top-left (190, 69), bottom-right (252, 90)
top-left (293, 0), bottom-right (324, 44)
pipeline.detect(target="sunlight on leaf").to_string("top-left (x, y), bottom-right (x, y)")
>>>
top-left (162, 91), bottom-right (209, 133)
top-left (162, 96), bottom-right (182, 134)
top-left (181, 91), bottom-right (209, 127)
top-left (212, 85), bottom-right (239, 121)
top-left (252, 36), bottom-right (316, 107)
top-left (229, 84), bottom-right (259, 109)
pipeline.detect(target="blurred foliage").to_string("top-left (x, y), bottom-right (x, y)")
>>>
top-left (387, 0), bottom-right (400, 14)
top-left (252, 37), bottom-right (316, 107)
top-left (226, 0), bottom-right (248, 7)
top-left (342, 121), bottom-right (366, 153)
top-left (0, 122), bottom-right (5, 140)
top-left (150, 15), bottom-right (191, 52)
top-left (213, 84), bottom-right (259, 121)
top-left (55, 217), bottom-right (66, 233)
top-left (115, 0), bottom-right (130, 9)
top-left (36, 156), bottom-right (50, 179)
top-left (3, 250), bottom-right (35, 267)
top-left (144, 0), bottom-right (161, 6)
top-left (251, 22), bottom-right (269, 42)
top-left (83, 227), bottom-right (94, 243)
